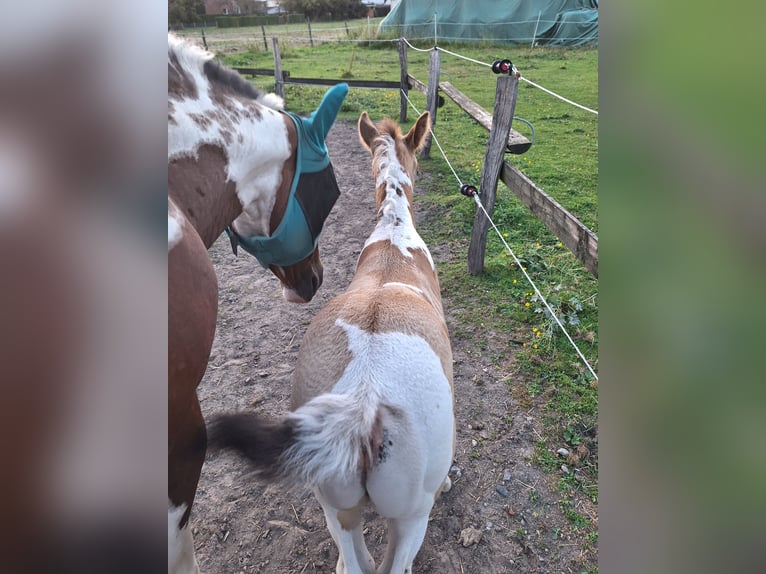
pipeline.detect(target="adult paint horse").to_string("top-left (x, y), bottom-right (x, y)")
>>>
top-left (168, 34), bottom-right (348, 573)
top-left (211, 111), bottom-right (455, 574)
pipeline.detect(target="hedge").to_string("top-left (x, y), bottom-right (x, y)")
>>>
top-left (216, 13), bottom-right (306, 28)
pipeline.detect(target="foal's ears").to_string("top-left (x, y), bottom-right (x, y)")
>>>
top-left (358, 111), bottom-right (378, 151)
top-left (358, 110), bottom-right (431, 152)
top-left (404, 112), bottom-right (431, 153)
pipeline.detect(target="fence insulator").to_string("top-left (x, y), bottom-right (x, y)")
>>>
top-left (491, 59), bottom-right (513, 75)
top-left (460, 184), bottom-right (478, 197)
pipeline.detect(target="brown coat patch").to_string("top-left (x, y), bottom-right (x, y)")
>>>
top-left (168, 144), bottom-right (241, 248)
top-left (188, 112), bottom-right (213, 131)
top-left (269, 115), bottom-right (298, 234)
top-left (168, 51), bottom-right (198, 100)
top-left (336, 495), bottom-right (368, 531)
top-left (290, 318), bottom-right (353, 410)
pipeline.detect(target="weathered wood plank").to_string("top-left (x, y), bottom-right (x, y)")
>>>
top-left (500, 161), bottom-right (598, 277)
top-left (439, 81), bottom-right (531, 154)
top-left (421, 49), bottom-right (441, 159)
top-left (468, 75), bottom-right (519, 274)
top-left (233, 67), bottom-right (290, 78)
top-left (407, 74), bottom-right (427, 95)
top-left (284, 78), bottom-right (400, 89)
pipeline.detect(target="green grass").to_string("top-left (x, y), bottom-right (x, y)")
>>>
top-left (211, 34), bottom-right (598, 535)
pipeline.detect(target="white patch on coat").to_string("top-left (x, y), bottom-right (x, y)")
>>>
top-left (168, 34), bottom-right (290, 237)
top-left (168, 502), bottom-right (200, 574)
top-left (362, 135), bottom-right (434, 269)
top-left (283, 319), bottom-right (452, 493)
top-left (168, 201), bottom-right (185, 251)
top-left (333, 319), bottom-right (450, 408)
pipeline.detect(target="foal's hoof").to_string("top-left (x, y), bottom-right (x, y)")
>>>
top-left (433, 475), bottom-right (452, 500)
top-left (439, 475), bottom-right (452, 496)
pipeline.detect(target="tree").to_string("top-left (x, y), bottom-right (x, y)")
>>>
top-left (281, 0), bottom-right (366, 21)
top-left (169, 0), bottom-right (205, 25)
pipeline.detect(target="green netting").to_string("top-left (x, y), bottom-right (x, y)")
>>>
top-left (379, 0), bottom-right (598, 46)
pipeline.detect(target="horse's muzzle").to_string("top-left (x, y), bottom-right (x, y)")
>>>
top-left (281, 265), bottom-right (323, 304)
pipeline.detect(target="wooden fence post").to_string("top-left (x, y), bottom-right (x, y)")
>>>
top-left (306, 17), bottom-right (314, 48)
top-left (421, 48), bottom-right (440, 159)
top-left (272, 37), bottom-right (285, 100)
top-left (261, 25), bottom-right (268, 51)
top-left (467, 74), bottom-right (519, 274)
top-left (201, 28), bottom-right (208, 50)
top-left (398, 39), bottom-right (408, 123)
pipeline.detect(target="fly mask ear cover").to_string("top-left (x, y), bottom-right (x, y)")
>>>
top-left (226, 83), bottom-right (349, 268)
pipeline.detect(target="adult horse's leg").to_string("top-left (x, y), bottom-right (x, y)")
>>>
top-left (168, 227), bottom-right (218, 574)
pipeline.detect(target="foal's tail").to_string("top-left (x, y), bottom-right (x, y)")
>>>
top-left (209, 392), bottom-right (383, 488)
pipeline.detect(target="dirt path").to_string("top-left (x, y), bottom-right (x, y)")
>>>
top-left (193, 120), bottom-right (595, 573)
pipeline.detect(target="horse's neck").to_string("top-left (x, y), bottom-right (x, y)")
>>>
top-left (168, 145), bottom-right (243, 249)
top-left (353, 161), bottom-right (441, 307)
top-left (365, 164), bottom-right (435, 273)
top-left (168, 93), bottom-right (293, 248)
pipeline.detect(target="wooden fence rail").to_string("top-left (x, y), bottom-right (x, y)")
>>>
top-left (408, 76), bottom-right (533, 155)
top-left (438, 81), bottom-right (532, 155)
top-left (233, 70), bottom-right (398, 90)
top-left (500, 162), bottom-right (599, 276)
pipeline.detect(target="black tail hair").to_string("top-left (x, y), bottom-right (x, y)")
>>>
top-left (208, 412), bottom-right (295, 480)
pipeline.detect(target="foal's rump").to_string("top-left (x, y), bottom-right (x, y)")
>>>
top-left (209, 323), bottom-right (454, 516)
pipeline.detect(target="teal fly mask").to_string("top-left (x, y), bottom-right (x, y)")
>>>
top-left (226, 83), bottom-right (348, 268)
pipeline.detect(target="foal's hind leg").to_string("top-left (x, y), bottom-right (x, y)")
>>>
top-left (376, 515), bottom-right (430, 574)
top-left (314, 485), bottom-right (375, 574)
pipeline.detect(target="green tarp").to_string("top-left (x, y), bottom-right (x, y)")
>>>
top-left (379, 0), bottom-right (598, 46)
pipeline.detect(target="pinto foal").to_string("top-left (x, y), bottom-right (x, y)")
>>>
top-left (212, 111), bottom-right (454, 574)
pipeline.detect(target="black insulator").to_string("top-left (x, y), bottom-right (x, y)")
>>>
top-left (460, 184), bottom-right (478, 197)
top-left (492, 59), bottom-right (513, 75)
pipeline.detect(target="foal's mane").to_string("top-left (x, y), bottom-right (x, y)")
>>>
top-left (377, 118), bottom-right (403, 142)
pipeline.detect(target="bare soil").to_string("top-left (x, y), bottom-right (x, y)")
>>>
top-left (193, 120), bottom-right (596, 573)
